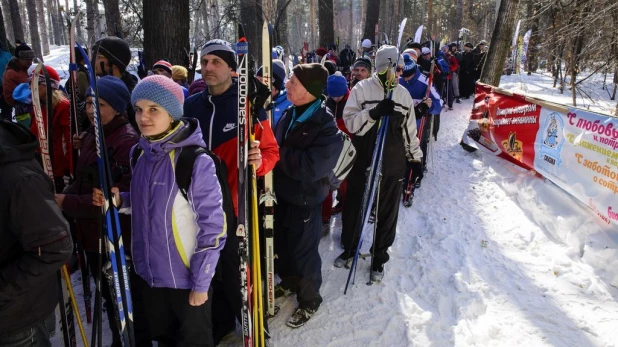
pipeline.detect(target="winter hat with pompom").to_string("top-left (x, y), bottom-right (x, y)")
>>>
top-left (327, 71), bottom-right (348, 98)
top-left (131, 75), bottom-right (185, 119)
top-left (401, 54), bottom-right (417, 78)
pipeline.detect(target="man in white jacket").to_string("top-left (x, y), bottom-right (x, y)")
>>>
top-left (335, 45), bottom-right (424, 282)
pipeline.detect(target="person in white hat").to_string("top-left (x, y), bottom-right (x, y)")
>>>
top-left (337, 45), bottom-right (423, 282)
top-left (360, 38), bottom-right (374, 60)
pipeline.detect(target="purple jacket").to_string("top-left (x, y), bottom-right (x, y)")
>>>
top-left (120, 119), bottom-right (226, 292)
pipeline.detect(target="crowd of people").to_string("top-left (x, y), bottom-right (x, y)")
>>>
top-left (0, 34), bottom-right (487, 346)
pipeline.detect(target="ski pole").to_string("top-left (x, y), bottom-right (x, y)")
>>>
top-left (62, 266), bottom-right (89, 347)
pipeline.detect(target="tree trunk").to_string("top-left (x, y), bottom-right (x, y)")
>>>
top-left (200, 0), bottom-right (209, 41)
top-left (72, 0), bottom-right (82, 40)
top-left (480, 0), bottom-right (521, 87)
top-left (309, 0), bottom-right (316, 49)
top-left (35, 0), bottom-right (50, 55)
top-left (47, 0), bottom-right (58, 44)
top-left (211, 0), bottom-right (220, 39)
top-left (0, 2), bottom-right (9, 50)
top-left (427, 0), bottom-right (433, 36)
top-left (85, 0), bottom-right (95, 44)
top-left (1, 0), bottom-right (15, 45)
top-left (8, 0), bottom-right (23, 42)
top-left (347, 0), bottom-right (353, 46)
top-left (525, 0), bottom-right (539, 74)
top-left (239, 0), bottom-right (262, 60)
top-left (453, 0), bottom-right (463, 41)
top-left (25, 0), bottom-right (43, 59)
top-left (362, 0), bottom-right (379, 44)
top-left (143, 0), bottom-right (189, 68)
top-left (102, 0), bottom-right (121, 36)
top-left (273, 0), bottom-right (289, 47)
top-left (318, 0), bottom-right (334, 49)
top-left (55, 0), bottom-right (66, 44)
top-left (19, 0), bottom-right (29, 43)
top-left (93, 0), bottom-right (101, 39)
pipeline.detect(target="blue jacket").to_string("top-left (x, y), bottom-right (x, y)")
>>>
top-left (272, 91), bottom-right (292, 127)
top-left (399, 69), bottom-right (442, 116)
top-left (436, 51), bottom-right (451, 76)
top-left (273, 99), bottom-right (343, 206)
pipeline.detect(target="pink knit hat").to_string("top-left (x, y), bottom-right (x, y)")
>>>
top-left (131, 75), bottom-right (185, 119)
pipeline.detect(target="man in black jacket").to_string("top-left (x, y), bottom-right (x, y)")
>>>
top-left (0, 120), bottom-right (73, 346)
top-left (459, 42), bottom-right (475, 99)
top-left (272, 63), bottom-right (343, 329)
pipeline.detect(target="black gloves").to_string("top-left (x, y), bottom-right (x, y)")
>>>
top-left (369, 98), bottom-right (396, 121)
top-left (414, 101), bottom-right (429, 117)
top-left (410, 160), bottom-right (424, 182)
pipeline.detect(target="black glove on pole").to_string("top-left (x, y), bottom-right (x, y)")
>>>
top-left (369, 98), bottom-right (396, 121)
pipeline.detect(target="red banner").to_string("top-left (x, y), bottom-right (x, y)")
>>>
top-left (462, 83), bottom-right (618, 226)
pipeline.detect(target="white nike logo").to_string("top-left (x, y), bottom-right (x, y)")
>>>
top-left (222, 123), bottom-right (237, 132)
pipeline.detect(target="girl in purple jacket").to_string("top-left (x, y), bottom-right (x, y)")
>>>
top-left (94, 75), bottom-right (226, 346)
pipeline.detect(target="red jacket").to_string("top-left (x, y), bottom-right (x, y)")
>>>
top-left (30, 97), bottom-right (71, 178)
top-left (2, 58), bottom-right (29, 106)
top-left (183, 81), bottom-right (280, 216)
top-left (447, 53), bottom-right (459, 80)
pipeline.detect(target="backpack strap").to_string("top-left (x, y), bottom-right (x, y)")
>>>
top-left (130, 145), bottom-right (143, 169)
top-left (175, 145), bottom-right (207, 201)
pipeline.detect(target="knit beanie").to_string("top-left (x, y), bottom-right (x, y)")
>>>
top-left (401, 54), bottom-right (417, 78)
top-left (464, 42), bottom-right (473, 48)
top-left (256, 60), bottom-right (286, 92)
top-left (315, 47), bottom-right (328, 57)
top-left (421, 47), bottom-right (431, 56)
top-left (352, 57), bottom-right (372, 71)
top-left (86, 76), bottom-right (130, 114)
top-left (15, 44), bottom-right (35, 60)
top-left (361, 39), bottom-right (372, 48)
top-left (13, 83), bottom-right (32, 104)
top-left (406, 41), bottom-right (422, 50)
top-left (152, 60), bottom-right (172, 75)
top-left (188, 79), bottom-right (207, 96)
top-left (131, 75), bottom-right (184, 119)
top-left (327, 72), bottom-right (348, 98)
top-left (92, 36), bottom-right (132, 70)
top-left (323, 60), bottom-right (337, 75)
top-left (375, 45), bottom-right (399, 72)
top-left (403, 48), bottom-right (418, 59)
top-left (292, 63), bottom-right (328, 99)
top-left (200, 39), bottom-right (237, 70)
top-left (171, 65), bottom-right (188, 81)
top-left (37, 65), bottom-right (61, 89)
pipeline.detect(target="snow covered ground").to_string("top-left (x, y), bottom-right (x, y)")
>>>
top-left (43, 44), bottom-right (618, 346)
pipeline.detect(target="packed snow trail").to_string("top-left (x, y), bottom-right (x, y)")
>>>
top-left (39, 42), bottom-right (616, 345)
top-left (222, 97), bottom-right (618, 347)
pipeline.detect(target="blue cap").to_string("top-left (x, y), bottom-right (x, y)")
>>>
top-left (327, 72), bottom-right (348, 98)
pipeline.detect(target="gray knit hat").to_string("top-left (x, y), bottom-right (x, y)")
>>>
top-left (131, 75), bottom-right (184, 119)
top-left (375, 45), bottom-right (399, 72)
top-left (200, 39), bottom-right (237, 70)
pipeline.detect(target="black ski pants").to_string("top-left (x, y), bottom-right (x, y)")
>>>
top-left (138, 275), bottom-right (214, 347)
top-left (274, 201), bottom-right (323, 310)
top-left (341, 172), bottom-right (403, 269)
